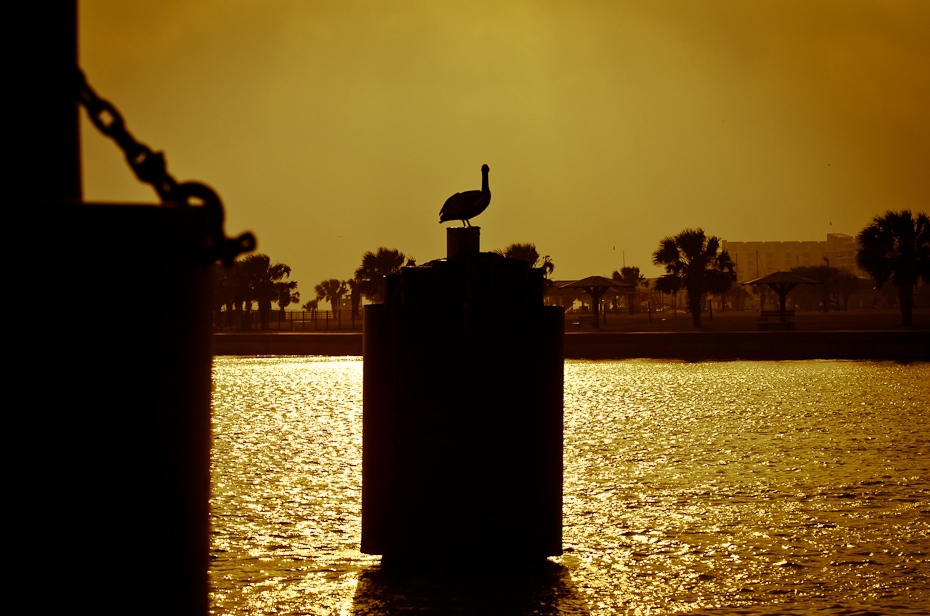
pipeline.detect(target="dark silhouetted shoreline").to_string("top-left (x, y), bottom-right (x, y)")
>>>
top-left (213, 309), bottom-right (927, 360)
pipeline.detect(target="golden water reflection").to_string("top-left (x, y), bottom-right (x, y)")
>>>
top-left (211, 358), bottom-right (929, 615)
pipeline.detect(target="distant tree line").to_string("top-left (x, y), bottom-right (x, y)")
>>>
top-left (214, 209), bottom-right (926, 331)
top-left (609, 267), bottom-right (649, 315)
top-left (493, 243), bottom-right (555, 278)
top-left (213, 253), bottom-right (298, 329)
top-left (304, 242), bottom-right (556, 319)
top-left (780, 266), bottom-right (868, 312)
top-left (642, 211), bottom-right (928, 328)
top-left (310, 247), bottom-right (417, 317)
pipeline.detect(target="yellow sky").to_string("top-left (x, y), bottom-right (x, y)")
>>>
top-left (78, 0), bottom-right (929, 290)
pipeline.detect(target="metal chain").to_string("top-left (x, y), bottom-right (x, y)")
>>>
top-left (73, 68), bottom-right (255, 265)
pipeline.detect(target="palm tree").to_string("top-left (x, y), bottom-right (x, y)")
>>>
top-left (301, 298), bottom-right (319, 317)
top-left (856, 210), bottom-right (930, 326)
top-left (495, 242), bottom-right (555, 278)
top-left (237, 254), bottom-right (296, 329)
top-left (347, 278), bottom-right (362, 318)
top-left (354, 247), bottom-right (415, 303)
top-left (652, 228), bottom-right (736, 327)
top-left (211, 263), bottom-right (236, 327)
top-left (274, 280), bottom-right (299, 313)
top-left (611, 266), bottom-right (648, 314)
top-left (315, 278), bottom-right (348, 312)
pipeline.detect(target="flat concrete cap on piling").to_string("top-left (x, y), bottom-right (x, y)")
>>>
top-left (447, 226), bottom-right (481, 259)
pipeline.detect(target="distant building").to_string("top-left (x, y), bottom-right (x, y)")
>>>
top-left (722, 233), bottom-right (863, 282)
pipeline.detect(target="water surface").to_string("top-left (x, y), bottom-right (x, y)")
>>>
top-left (210, 358), bottom-right (928, 615)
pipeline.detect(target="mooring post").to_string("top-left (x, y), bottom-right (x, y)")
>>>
top-left (29, 5), bottom-right (251, 612)
top-left (362, 226), bottom-right (564, 565)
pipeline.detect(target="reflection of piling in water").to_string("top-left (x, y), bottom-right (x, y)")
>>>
top-left (362, 227), bottom-right (564, 564)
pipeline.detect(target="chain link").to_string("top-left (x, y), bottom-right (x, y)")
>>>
top-left (73, 68), bottom-right (255, 265)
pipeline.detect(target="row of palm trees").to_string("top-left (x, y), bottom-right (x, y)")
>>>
top-left (645, 210), bottom-right (929, 328)
top-left (215, 210), bottom-right (927, 330)
top-left (306, 243), bottom-right (556, 318)
top-left (213, 248), bottom-right (421, 329)
top-left (305, 247), bottom-right (418, 318)
top-left (213, 253), bottom-right (299, 329)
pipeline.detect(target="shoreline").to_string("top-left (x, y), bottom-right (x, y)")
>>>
top-left (213, 330), bottom-right (928, 361)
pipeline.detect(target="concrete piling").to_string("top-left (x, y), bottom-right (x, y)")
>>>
top-left (362, 227), bottom-right (564, 564)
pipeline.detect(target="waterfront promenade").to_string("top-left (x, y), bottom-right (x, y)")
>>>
top-left (213, 309), bottom-right (928, 361)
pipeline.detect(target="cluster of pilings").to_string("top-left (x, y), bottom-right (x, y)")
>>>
top-left (362, 227), bottom-right (564, 565)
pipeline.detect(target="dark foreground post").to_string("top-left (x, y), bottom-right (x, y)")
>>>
top-left (27, 5), bottom-right (250, 612)
top-left (362, 227), bottom-right (564, 565)
top-left (36, 205), bottom-right (215, 614)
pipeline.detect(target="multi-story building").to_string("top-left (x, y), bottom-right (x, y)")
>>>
top-left (722, 234), bottom-right (862, 282)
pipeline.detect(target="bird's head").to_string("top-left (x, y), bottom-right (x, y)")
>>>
top-left (481, 164), bottom-right (490, 173)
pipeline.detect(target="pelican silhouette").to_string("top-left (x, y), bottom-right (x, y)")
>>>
top-left (439, 164), bottom-right (490, 227)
